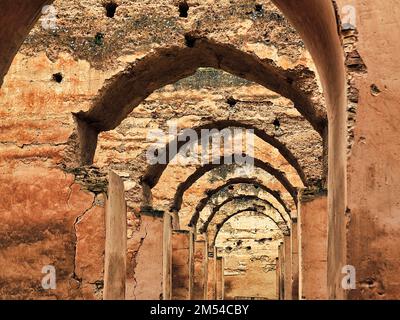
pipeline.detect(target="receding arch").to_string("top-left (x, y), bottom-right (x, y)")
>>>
top-left (210, 208), bottom-right (286, 249)
top-left (189, 177), bottom-right (293, 227)
top-left (0, 0), bottom-right (52, 87)
top-left (198, 195), bottom-right (289, 233)
top-left (142, 120), bottom-right (308, 187)
top-left (170, 155), bottom-right (298, 213)
top-left (270, 1), bottom-right (348, 298)
top-left (74, 37), bottom-right (327, 164)
top-left (0, 0), bottom-right (348, 299)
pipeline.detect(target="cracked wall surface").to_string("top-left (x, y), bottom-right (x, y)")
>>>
top-left (0, 167), bottom-right (104, 299)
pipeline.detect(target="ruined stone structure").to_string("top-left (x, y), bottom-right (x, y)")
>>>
top-left (0, 0), bottom-right (399, 300)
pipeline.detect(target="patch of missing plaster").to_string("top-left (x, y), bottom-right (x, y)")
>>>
top-left (59, 131), bottom-right (82, 168)
top-left (301, 186), bottom-right (327, 202)
top-left (59, 130), bottom-right (108, 195)
top-left (342, 28), bottom-right (367, 156)
top-left (131, 224), bottom-right (148, 300)
top-left (140, 207), bottom-right (164, 218)
top-left (345, 207), bottom-right (352, 235)
top-left (359, 277), bottom-right (386, 298)
top-left (63, 166), bottom-right (108, 195)
top-left (370, 84), bottom-right (381, 97)
top-left (346, 50), bottom-right (367, 73)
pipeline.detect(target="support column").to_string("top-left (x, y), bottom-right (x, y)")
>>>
top-left (298, 192), bottom-right (328, 299)
top-left (278, 243), bottom-right (284, 299)
top-left (104, 171), bottom-right (127, 300)
top-left (129, 209), bottom-right (170, 300)
top-left (171, 230), bottom-right (194, 300)
top-left (163, 213), bottom-right (173, 300)
top-left (283, 235), bottom-right (292, 300)
top-left (170, 209), bottom-right (180, 230)
top-left (216, 256), bottom-right (224, 300)
top-left (207, 250), bottom-right (216, 300)
top-left (221, 257), bottom-right (225, 300)
top-left (193, 238), bottom-right (208, 300)
top-left (275, 257), bottom-right (280, 299)
top-left (291, 219), bottom-right (299, 300)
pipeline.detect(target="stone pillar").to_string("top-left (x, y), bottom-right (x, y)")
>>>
top-left (171, 230), bottom-right (194, 300)
top-left (163, 213), bottom-right (173, 300)
top-left (104, 171), bottom-right (127, 300)
top-left (278, 243), bottom-right (284, 299)
top-left (128, 209), bottom-right (171, 300)
top-left (193, 238), bottom-right (208, 300)
top-left (189, 232), bottom-right (194, 299)
top-left (221, 257), bottom-right (225, 300)
top-left (275, 257), bottom-right (280, 299)
top-left (216, 256), bottom-right (224, 300)
top-left (207, 251), bottom-right (216, 300)
top-left (298, 193), bottom-right (328, 300)
top-left (291, 219), bottom-right (299, 300)
top-left (213, 247), bottom-right (218, 299)
top-left (283, 235), bottom-right (292, 300)
top-left (170, 209), bottom-right (180, 230)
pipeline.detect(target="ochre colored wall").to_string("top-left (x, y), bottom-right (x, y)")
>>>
top-left (337, 0), bottom-right (400, 299)
top-left (298, 195), bottom-right (328, 300)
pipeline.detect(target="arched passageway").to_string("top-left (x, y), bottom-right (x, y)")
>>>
top-left (2, 0), bottom-right (399, 302)
top-left (0, 0), bottom-right (337, 301)
top-left (214, 210), bottom-right (285, 300)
